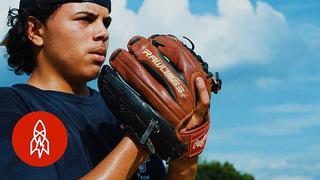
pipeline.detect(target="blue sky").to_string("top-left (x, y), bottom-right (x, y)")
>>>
top-left (1, 0), bottom-right (320, 179)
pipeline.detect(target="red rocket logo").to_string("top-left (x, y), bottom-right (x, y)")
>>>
top-left (30, 120), bottom-right (50, 159)
top-left (12, 111), bottom-right (68, 167)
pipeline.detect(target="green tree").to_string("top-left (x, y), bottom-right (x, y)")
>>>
top-left (196, 160), bottom-right (254, 180)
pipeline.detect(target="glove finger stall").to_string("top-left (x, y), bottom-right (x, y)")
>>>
top-left (109, 48), bottom-right (184, 126)
top-left (150, 35), bottom-right (213, 99)
top-left (127, 36), bottom-right (194, 120)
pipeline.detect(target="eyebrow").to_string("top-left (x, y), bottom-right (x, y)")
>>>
top-left (75, 11), bottom-right (109, 20)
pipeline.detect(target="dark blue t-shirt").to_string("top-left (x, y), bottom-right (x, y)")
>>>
top-left (0, 84), bottom-right (166, 180)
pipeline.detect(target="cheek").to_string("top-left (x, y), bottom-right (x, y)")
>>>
top-left (45, 29), bottom-right (87, 65)
top-left (42, 21), bottom-right (101, 80)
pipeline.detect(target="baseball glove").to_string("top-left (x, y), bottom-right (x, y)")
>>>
top-left (98, 34), bottom-right (221, 161)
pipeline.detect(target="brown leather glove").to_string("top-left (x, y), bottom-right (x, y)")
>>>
top-left (98, 34), bottom-right (221, 161)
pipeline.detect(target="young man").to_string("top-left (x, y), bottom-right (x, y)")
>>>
top-left (0, 0), bottom-right (210, 179)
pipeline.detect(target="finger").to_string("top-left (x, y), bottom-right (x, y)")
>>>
top-left (195, 77), bottom-right (210, 117)
top-left (181, 116), bottom-right (198, 132)
top-left (181, 77), bottom-right (210, 132)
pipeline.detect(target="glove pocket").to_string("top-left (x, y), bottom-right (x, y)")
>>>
top-left (177, 112), bottom-right (210, 158)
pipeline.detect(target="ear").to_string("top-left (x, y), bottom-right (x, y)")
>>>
top-left (27, 16), bottom-right (45, 46)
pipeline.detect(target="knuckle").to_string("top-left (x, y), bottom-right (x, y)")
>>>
top-left (202, 99), bottom-right (210, 107)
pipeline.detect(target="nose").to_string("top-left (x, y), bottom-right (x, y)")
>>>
top-left (93, 21), bottom-right (109, 43)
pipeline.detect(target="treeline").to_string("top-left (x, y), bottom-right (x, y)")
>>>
top-left (196, 160), bottom-right (254, 180)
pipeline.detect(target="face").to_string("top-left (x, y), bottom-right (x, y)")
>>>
top-left (39, 2), bottom-right (111, 83)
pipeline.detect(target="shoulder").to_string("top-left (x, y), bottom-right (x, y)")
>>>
top-left (0, 86), bottom-right (18, 97)
top-left (0, 86), bottom-right (29, 115)
top-left (0, 87), bottom-right (29, 148)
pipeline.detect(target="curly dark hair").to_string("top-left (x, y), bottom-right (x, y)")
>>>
top-left (1, 4), bottom-right (62, 75)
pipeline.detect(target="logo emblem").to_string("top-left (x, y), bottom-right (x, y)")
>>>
top-left (30, 120), bottom-right (50, 158)
top-left (142, 48), bottom-right (185, 93)
top-left (192, 133), bottom-right (208, 150)
top-left (12, 111), bottom-right (68, 167)
top-left (138, 156), bottom-right (150, 174)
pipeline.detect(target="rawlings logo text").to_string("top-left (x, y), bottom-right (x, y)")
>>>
top-left (142, 49), bottom-right (185, 93)
top-left (192, 133), bottom-right (208, 150)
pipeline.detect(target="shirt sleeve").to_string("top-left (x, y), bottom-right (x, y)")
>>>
top-left (0, 111), bottom-right (60, 179)
top-left (0, 88), bottom-right (59, 179)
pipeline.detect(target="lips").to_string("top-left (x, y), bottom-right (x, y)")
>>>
top-left (91, 53), bottom-right (106, 62)
top-left (89, 48), bottom-right (106, 64)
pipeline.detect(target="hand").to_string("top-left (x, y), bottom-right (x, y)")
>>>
top-left (166, 156), bottom-right (199, 180)
top-left (166, 77), bottom-right (209, 179)
top-left (182, 77), bottom-right (210, 132)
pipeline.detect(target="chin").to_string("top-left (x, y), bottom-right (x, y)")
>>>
top-left (84, 67), bottom-right (102, 81)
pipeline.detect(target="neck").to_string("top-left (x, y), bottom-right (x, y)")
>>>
top-left (27, 67), bottom-right (90, 96)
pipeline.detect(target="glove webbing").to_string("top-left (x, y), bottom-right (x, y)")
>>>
top-left (182, 36), bottom-right (222, 94)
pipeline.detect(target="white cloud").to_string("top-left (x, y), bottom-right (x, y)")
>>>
top-left (0, 0), bottom-right (288, 70)
top-left (202, 152), bottom-right (319, 180)
top-left (296, 23), bottom-right (320, 51)
top-left (273, 175), bottom-right (312, 180)
top-left (294, 75), bottom-right (320, 84)
top-left (215, 114), bottom-right (320, 136)
top-left (108, 0), bottom-right (288, 70)
top-left (255, 103), bottom-right (320, 113)
top-left (256, 77), bottom-right (282, 89)
top-left (256, 75), bottom-right (320, 90)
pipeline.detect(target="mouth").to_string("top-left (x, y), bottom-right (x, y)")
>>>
top-left (89, 49), bottom-right (107, 64)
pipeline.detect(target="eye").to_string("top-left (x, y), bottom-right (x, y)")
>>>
top-left (76, 16), bottom-right (95, 24)
top-left (103, 16), bottom-right (112, 29)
